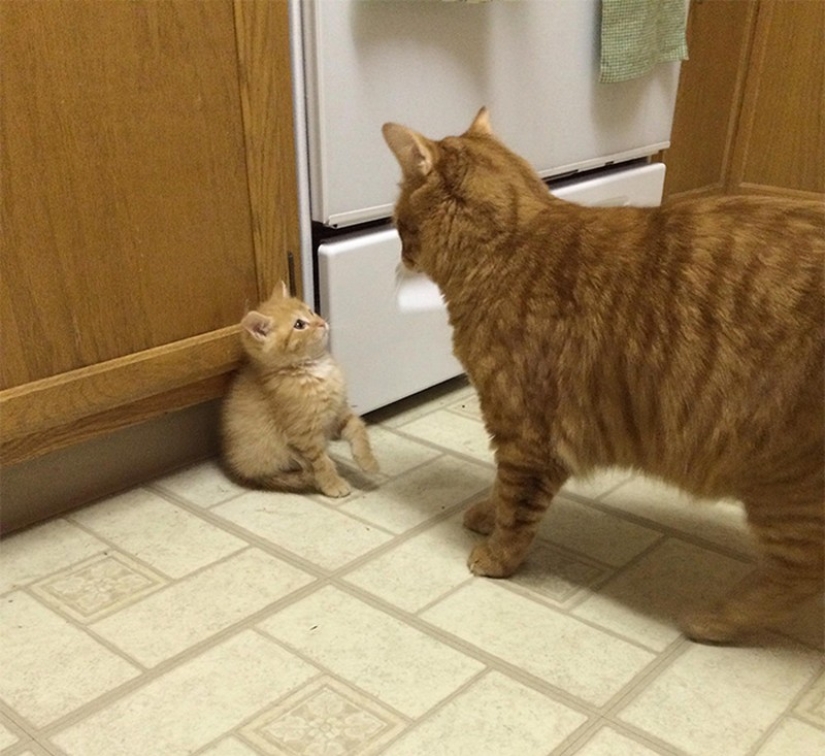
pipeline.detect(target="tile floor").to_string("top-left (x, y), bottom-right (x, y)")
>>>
top-left (1, 377), bottom-right (823, 756)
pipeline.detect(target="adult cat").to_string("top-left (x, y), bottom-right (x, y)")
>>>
top-left (222, 282), bottom-right (378, 496)
top-left (382, 108), bottom-right (824, 643)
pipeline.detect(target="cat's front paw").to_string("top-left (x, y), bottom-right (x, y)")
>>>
top-left (467, 542), bottom-right (519, 578)
top-left (319, 477), bottom-right (352, 498)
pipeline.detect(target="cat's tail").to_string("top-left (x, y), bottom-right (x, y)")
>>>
top-left (220, 459), bottom-right (317, 494)
top-left (257, 469), bottom-right (318, 493)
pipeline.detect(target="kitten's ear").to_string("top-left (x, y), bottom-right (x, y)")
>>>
top-left (467, 107), bottom-right (492, 136)
top-left (382, 123), bottom-right (435, 178)
top-left (267, 281), bottom-right (289, 301)
top-left (241, 310), bottom-right (274, 341)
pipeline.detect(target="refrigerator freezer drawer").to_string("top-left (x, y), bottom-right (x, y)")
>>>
top-left (318, 228), bottom-right (462, 415)
top-left (318, 162), bottom-right (666, 415)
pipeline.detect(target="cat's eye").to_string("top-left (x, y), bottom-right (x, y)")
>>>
top-left (294, 319), bottom-right (308, 330)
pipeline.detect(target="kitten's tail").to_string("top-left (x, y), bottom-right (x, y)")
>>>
top-left (221, 461), bottom-right (317, 494)
top-left (257, 469), bottom-right (317, 493)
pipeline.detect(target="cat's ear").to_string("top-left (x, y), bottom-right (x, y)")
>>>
top-left (467, 107), bottom-right (493, 136)
top-left (267, 281), bottom-right (289, 301)
top-left (241, 310), bottom-right (274, 341)
top-left (382, 123), bottom-right (435, 178)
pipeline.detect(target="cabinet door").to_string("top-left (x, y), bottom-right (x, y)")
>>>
top-left (663, 0), bottom-right (824, 200)
top-left (0, 0), bottom-right (300, 464)
top-left (728, 0), bottom-right (825, 197)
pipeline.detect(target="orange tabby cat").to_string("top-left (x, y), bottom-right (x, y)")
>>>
top-left (383, 108), bottom-right (824, 643)
top-left (221, 282), bottom-right (378, 497)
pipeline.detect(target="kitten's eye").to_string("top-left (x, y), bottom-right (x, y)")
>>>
top-left (294, 319), bottom-right (307, 330)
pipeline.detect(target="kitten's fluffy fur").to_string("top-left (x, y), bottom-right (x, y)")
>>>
top-left (383, 108), bottom-right (824, 643)
top-left (222, 283), bottom-right (378, 497)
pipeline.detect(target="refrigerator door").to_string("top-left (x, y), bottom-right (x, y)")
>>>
top-left (318, 163), bottom-right (666, 415)
top-left (300, 0), bottom-right (681, 227)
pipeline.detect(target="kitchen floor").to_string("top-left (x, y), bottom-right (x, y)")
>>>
top-left (1, 377), bottom-right (823, 756)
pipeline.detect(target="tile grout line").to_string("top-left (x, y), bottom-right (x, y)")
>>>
top-left (28, 574), bottom-right (329, 747)
top-left (325, 578), bottom-right (611, 718)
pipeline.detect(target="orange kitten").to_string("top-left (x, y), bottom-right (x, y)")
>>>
top-left (383, 108), bottom-right (824, 643)
top-left (221, 282), bottom-right (378, 497)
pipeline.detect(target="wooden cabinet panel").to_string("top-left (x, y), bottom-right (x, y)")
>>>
top-left (0, 0), bottom-right (258, 389)
top-left (663, 0), bottom-right (756, 196)
top-left (0, 0), bottom-right (301, 466)
top-left (663, 0), bottom-right (824, 200)
top-left (234, 0), bottom-right (302, 297)
top-left (729, 0), bottom-right (825, 196)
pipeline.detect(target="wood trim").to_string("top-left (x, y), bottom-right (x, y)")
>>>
top-left (726, 0), bottom-right (772, 193)
top-left (727, 0), bottom-right (825, 195)
top-left (0, 327), bottom-right (241, 446)
top-left (717, 0), bottom-right (760, 193)
top-left (0, 374), bottom-right (230, 467)
top-left (233, 0), bottom-right (302, 300)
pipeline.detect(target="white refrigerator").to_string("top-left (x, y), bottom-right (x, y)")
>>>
top-left (291, 0), bottom-right (683, 414)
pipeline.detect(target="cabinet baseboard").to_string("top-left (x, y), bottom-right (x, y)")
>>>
top-left (1, 400), bottom-right (222, 535)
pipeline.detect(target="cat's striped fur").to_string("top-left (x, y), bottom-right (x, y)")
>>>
top-left (383, 108), bottom-right (824, 643)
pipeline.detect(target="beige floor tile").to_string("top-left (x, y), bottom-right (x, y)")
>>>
top-left (572, 538), bottom-right (753, 651)
top-left (446, 392), bottom-right (482, 420)
top-left (571, 726), bottom-right (665, 756)
top-left (618, 642), bottom-right (822, 756)
top-left (0, 719), bottom-right (20, 750)
top-left (258, 585), bottom-right (485, 718)
top-left (795, 669), bottom-right (825, 728)
top-left (240, 675), bottom-right (406, 756)
top-left (30, 551), bottom-right (167, 623)
top-left (90, 548), bottom-right (314, 667)
top-left (537, 494), bottom-right (662, 567)
top-left (51, 631), bottom-right (317, 756)
top-left (755, 719), bottom-right (825, 756)
top-left (152, 460), bottom-right (248, 507)
top-left (0, 519), bottom-right (105, 594)
top-left (0, 592), bottom-right (139, 727)
top-left (383, 671), bottom-right (587, 756)
top-left (339, 455), bottom-right (491, 534)
top-left (422, 580), bottom-right (655, 706)
top-left (599, 477), bottom-right (754, 555)
top-left (344, 512), bottom-right (478, 613)
top-left (212, 492), bottom-right (393, 571)
top-left (199, 738), bottom-right (260, 756)
top-left (70, 488), bottom-right (246, 578)
top-left (506, 542), bottom-right (612, 608)
top-left (561, 468), bottom-right (635, 500)
top-left (398, 409), bottom-right (494, 463)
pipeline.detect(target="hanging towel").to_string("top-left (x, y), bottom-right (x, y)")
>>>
top-left (600, 0), bottom-right (688, 83)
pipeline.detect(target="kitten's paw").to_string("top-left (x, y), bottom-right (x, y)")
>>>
top-left (463, 500), bottom-right (495, 535)
top-left (356, 452), bottom-right (380, 474)
top-left (319, 477), bottom-right (352, 498)
top-left (467, 542), bottom-right (518, 578)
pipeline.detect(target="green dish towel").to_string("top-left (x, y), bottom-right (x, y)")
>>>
top-left (600, 0), bottom-right (688, 83)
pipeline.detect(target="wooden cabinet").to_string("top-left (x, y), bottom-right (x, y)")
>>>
top-left (663, 0), bottom-right (824, 200)
top-left (0, 0), bottom-right (300, 466)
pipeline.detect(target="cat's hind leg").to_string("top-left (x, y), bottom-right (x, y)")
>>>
top-left (339, 413), bottom-right (379, 473)
top-left (463, 498), bottom-right (496, 535)
top-left (467, 452), bottom-right (568, 577)
top-left (681, 494), bottom-right (824, 643)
